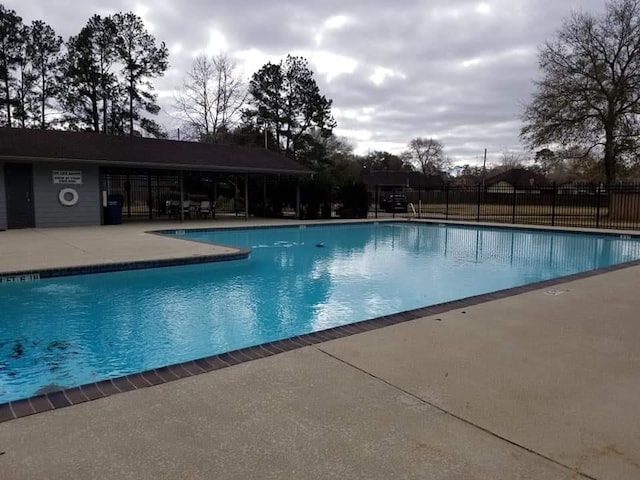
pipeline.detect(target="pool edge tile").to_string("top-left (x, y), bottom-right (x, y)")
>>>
top-left (29, 395), bottom-right (55, 414)
top-left (0, 403), bottom-right (16, 422)
top-left (64, 386), bottom-right (91, 404)
top-left (47, 391), bottom-right (72, 409)
top-left (140, 370), bottom-right (164, 386)
top-left (126, 373), bottom-right (153, 389)
top-left (110, 377), bottom-right (137, 393)
top-left (3, 254), bottom-right (640, 423)
top-left (8, 399), bottom-right (33, 418)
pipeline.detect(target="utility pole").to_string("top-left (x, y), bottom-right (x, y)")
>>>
top-left (482, 148), bottom-right (487, 189)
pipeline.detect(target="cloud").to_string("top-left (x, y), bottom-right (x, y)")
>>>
top-left (5, 0), bottom-right (608, 164)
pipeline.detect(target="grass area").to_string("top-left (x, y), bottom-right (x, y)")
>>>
top-left (370, 203), bottom-right (640, 230)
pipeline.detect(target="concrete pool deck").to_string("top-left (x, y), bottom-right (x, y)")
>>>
top-left (0, 221), bottom-right (639, 479)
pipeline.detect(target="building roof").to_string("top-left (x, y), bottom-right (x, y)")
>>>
top-left (483, 168), bottom-right (550, 187)
top-left (362, 170), bottom-right (446, 189)
top-left (0, 128), bottom-right (312, 175)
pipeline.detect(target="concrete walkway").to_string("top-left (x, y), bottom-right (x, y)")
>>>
top-left (0, 223), bottom-right (639, 479)
top-left (0, 219), bottom-right (252, 273)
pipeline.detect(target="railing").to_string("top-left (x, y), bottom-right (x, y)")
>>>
top-left (371, 182), bottom-right (640, 231)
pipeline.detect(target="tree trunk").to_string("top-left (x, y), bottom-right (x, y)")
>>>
top-left (4, 59), bottom-right (11, 128)
top-left (604, 124), bottom-right (616, 183)
top-left (102, 96), bottom-right (107, 134)
top-left (129, 78), bottom-right (134, 135)
top-left (19, 69), bottom-right (25, 128)
top-left (275, 100), bottom-right (281, 153)
top-left (92, 90), bottom-right (99, 132)
top-left (111, 99), bottom-right (116, 134)
top-left (41, 72), bottom-right (46, 129)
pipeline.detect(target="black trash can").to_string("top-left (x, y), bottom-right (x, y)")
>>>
top-left (104, 194), bottom-right (123, 225)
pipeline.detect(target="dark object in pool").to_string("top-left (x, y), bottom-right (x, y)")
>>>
top-left (46, 340), bottom-right (70, 351)
top-left (11, 341), bottom-right (24, 359)
top-left (34, 384), bottom-right (66, 395)
top-left (316, 243), bottom-right (325, 248)
top-left (48, 361), bottom-right (61, 372)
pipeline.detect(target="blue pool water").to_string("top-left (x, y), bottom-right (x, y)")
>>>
top-left (1, 222), bottom-right (640, 403)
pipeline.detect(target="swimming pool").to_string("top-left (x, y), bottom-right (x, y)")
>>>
top-left (1, 222), bottom-right (640, 404)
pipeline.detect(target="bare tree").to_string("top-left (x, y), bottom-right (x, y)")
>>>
top-left (403, 137), bottom-right (450, 175)
top-left (213, 54), bottom-right (246, 134)
top-left (521, 0), bottom-right (640, 183)
top-left (499, 150), bottom-right (526, 170)
top-left (174, 53), bottom-right (246, 142)
top-left (535, 146), bottom-right (605, 182)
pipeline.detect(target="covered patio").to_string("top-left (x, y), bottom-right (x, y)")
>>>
top-left (0, 128), bottom-right (312, 229)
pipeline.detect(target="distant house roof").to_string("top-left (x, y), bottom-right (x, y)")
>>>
top-left (449, 175), bottom-right (481, 187)
top-left (362, 171), bottom-right (445, 189)
top-left (483, 168), bottom-right (549, 187)
top-left (0, 128), bottom-right (312, 175)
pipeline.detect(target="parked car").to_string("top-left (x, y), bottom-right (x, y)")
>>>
top-left (384, 194), bottom-right (408, 213)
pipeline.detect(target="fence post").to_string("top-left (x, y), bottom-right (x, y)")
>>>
top-left (551, 183), bottom-right (557, 226)
top-left (476, 184), bottom-right (481, 222)
top-left (418, 186), bottom-right (422, 219)
top-left (146, 172), bottom-right (152, 220)
top-left (445, 184), bottom-right (450, 221)
top-left (511, 184), bottom-right (517, 224)
top-left (392, 187), bottom-right (395, 219)
top-left (375, 185), bottom-right (379, 219)
top-left (595, 183), bottom-right (602, 228)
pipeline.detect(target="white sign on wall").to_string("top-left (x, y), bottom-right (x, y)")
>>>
top-left (52, 170), bottom-right (83, 184)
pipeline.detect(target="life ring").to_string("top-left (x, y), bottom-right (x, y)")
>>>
top-left (58, 188), bottom-right (79, 207)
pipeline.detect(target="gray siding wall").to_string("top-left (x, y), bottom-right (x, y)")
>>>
top-left (33, 163), bottom-right (101, 227)
top-left (0, 162), bottom-right (6, 230)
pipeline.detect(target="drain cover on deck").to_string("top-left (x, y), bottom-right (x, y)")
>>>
top-left (544, 288), bottom-right (567, 296)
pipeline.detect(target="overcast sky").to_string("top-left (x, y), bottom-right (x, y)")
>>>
top-left (8, 0), bottom-right (607, 165)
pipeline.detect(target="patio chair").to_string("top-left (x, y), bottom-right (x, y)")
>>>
top-left (167, 200), bottom-right (181, 218)
top-left (182, 200), bottom-right (200, 219)
top-left (199, 200), bottom-right (213, 218)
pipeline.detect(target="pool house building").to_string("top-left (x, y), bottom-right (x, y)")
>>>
top-left (0, 128), bottom-right (312, 229)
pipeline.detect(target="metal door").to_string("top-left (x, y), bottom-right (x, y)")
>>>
top-left (4, 163), bottom-right (35, 229)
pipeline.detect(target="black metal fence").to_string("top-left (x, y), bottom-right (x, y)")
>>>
top-left (370, 182), bottom-right (640, 230)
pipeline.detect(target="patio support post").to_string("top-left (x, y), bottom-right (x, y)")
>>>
top-left (245, 173), bottom-right (249, 220)
top-left (179, 170), bottom-right (184, 223)
top-left (263, 175), bottom-right (267, 217)
top-left (234, 175), bottom-right (239, 216)
top-left (147, 171), bottom-right (152, 220)
top-left (126, 174), bottom-right (131, 218)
